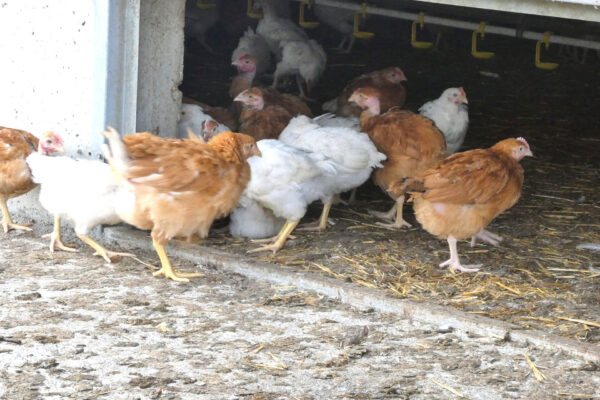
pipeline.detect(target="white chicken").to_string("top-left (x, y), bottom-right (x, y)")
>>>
top-left (256, 0), bottom-right (308, 57)
top-left (229, 195), bottom-right (285, 239)
top-left (313, 3), bottom-right (356, 53)
top-left (278, 115), bottom-right (386, 230)
top-left (26, 134), bottom-right (134, 262)
top-left (231, 27), bottom-right (272, 76)
top-left (184, 0), bottom-right (220, 54)
top-left (177, 103), bottom-right (230, 139)
top-left (419, 87), bottom-right (469, 154)
top-left (243, 139), bottom-right (340, 253)
top-left (313, 113), bottom-right (360, 130)
top-left (273, 39), bottom-right (327, 99)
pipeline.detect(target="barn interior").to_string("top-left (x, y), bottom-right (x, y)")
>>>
top-left (179, 0), bottom-right (600, 342)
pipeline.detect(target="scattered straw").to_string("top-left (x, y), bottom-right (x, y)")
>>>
top-left (523, 353), bottom-right (546, 382)
top-left (558, 317), bottom-right (600, 329)
top-left (428, 377), bottom-right (467, 398)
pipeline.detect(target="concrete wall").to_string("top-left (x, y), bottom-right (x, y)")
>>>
top-left (0, 0), bottom-right (96, 225)
top-left (136, 0), bottom-right (186, 137)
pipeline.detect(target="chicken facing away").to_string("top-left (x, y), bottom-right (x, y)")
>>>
top-left (26, 132), bottom-right (134, 262)
top-left (243, 139), bottom-right (339, 253)
top-left (256, 0), bottom-right (308, 57)
top-left (178, 103), bottom-right (230, 139)
top-left (407, 138), bottom-right (533, 273)
top-left (419, 87), bottom-right (469, 154)
top-left (279, 115), bottom-right (385, 231)
top-left (323, 67), bottom-right (407, 117)
top-left (349, 87), bottom-right (447, 230)
top-left (231, 28), bottom-right (272, 77)
top-left (0, 127), bottom-right (44, 233)
top-left (273, 39), bottom-right (327, 99)
top-left (102, 128), bottom-right (260, 282)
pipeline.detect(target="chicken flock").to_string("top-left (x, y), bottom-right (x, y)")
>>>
top-left (0, 0), bottom-right (533, 282)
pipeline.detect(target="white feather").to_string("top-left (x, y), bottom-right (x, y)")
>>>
top-left (231, 27), bottom-right (272, 76)
top-left (419, 88), bottom-right (469, 154)
top-left (26, 152), bottom-right (122, 235)
top-left (229, 196), bottom-right (285, 238)
top-left (275, 39), bottom-right (326, 90)
top-left (177, 104), bottom-right (229, 139)
top-left (256, 0), bottom-right (308, 57)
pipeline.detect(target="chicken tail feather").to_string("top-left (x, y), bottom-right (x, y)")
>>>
top-left (101, 126), bottom-right (131, 183)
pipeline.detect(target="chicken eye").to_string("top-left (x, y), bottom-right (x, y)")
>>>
top-left (46, 139), bottom-right (52, 144)
top-left (518, 146), bottom-right (523, 151)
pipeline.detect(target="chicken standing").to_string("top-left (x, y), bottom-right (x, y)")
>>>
top-left (231, 28), bottom-right (272, 77)
top-left (256, 0), bottom-right (308, 57)
top-left (229, 195), bottom-right (285, 239)
top-left (102, 128), bottom-right (260, 282)
top-left (26, 132), bottom-right (135, 262)
top-left (243, 139), bottom-right (339, 253)
top-left (408, 138), bottom-right (533, 272)
top-left (279, 115), bottom-right (385, 230)
top-left (323, 67), bottom-right (407, 117)
top-left (273, 39), bottom-right (327, 99)
top-left (0, 127), bottom-right (45, 233)
top-left (419, 87), bottom-right (469, 154)
top-left (184, 0), bottom-right (220, 54)
top-left (313, 3), bottom-right (355, 53)
top-left (234, 87), bottom-right (312, 140)
top-left (349, 87), bottom-right (447, 229)
top-left (230, 54), bottom-right (259, 99)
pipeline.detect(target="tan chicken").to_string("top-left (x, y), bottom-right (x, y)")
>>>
top-left (102, 128), bottom-right (260, 282)
top-left (0, 127), bottom-right (59, 232)
top-left (349, 87), bottom-right (447, 229)
top-left (407, 138), bottom-right (533, 272)
top-left (234, 88), bottom-right (307, 140)
top-left (323, 67), bottom-right (407, 117)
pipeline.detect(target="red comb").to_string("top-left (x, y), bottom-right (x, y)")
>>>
top-left (516, 137), bottom-right (529, 149)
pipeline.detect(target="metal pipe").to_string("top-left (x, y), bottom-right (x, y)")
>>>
top-left (296, 0), bottom-right (600, 50)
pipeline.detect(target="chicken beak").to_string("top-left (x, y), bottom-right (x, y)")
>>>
top-left (253, 148), bottom-right (262, 157)
top-left (525, 149), bottom-right (533, 157)
top-left (55, 145), bottom-right (65, 153)
top-left (233, 93), bottom-right (243, 103)
top-left (348, 93), bottom-right (358, 105)
top-left (462, 96), bottom-right (468, 105)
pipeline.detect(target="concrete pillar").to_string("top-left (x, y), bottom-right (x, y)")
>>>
top-left (136, 0), bottom-right (186, 137)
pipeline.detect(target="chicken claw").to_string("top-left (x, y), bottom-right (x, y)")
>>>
top-left (152, 239), bottom-right (202, 282)
top-left (372, 197), bottom-right (412, 230)
top-left (44, 216), bottom-right (78, 253)
top-left (248, 220), bottom-right (299, 254)
top-left (440, 236), bottom-right (481, 273)
top-left (368, 204), bottom-right (397, 221)
top-left (1, 201), bottom-right (32, 233)
top-left (376, 219), bottom-right (412, 230)
top-left (76, 234), bottom-right (135, 263)
top-left (470, 229), bottom-right (503, 247)
top-left (298, 203), bottom-right (335, 232)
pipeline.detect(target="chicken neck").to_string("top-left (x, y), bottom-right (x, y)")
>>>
top-left (1, 199), bottom-right (32, 233)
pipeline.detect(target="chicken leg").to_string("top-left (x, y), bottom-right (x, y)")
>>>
top-left (440, 235), bottom-right (482, 273)
top-left (76, 234), bottom-right (135, 263)
top-left (248, 220), bottom-right (299, 254)
top-left (152, 238), bottom-right (203, 283)
top-left (1, 199), bottom-right (32, 233)
top-left (470, 229), bottom-right (503, 247)
top-left (371, 196), bottom-right (412, 229)
top-left (43, 215), bottom-right (78, 252)
top-left (298, 203), bottom-right (334, 231)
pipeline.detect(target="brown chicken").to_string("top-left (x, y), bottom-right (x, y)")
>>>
top-left (102, 128), bottom-right (260, 282)
top-left (324, 67), bottom-right (407, 117)
top-left (234, 88), bottom-right (298, 140)
top-left (349, 87), bottom-right (447, 229)
top-left (407, 138), bottom-right (533, 273)
top-left (0, 127), bottom-right (45, 232)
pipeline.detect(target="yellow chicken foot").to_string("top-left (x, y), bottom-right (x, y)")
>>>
top-left (248, 220), bottom-right (299, 254)
top-left (374, 197), bottom-right (412, 230)
top-left (440, 235), bottom-right (482, 273)
top-left (0, 200), bottom-right (32, 233)
top-left (298, 203), bottom-right (334, 231)
top-left (76, 234), bottom-right (135, 263)
top-left (43, 215), bottom-right (78, 252)
top-left (250, 229), bottom-right (297, 244)
top-left (152, 239), bottom-right (203, 282)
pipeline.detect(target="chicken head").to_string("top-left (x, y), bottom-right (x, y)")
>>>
top-left (234, 88), bottom-right (264, 110)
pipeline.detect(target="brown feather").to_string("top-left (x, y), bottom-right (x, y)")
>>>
top-left (0, 127), bottom-right (40, 201)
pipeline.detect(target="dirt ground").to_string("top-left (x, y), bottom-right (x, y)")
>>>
top-left (181, 6), bottom-right (600, 343)
top-left (1, 232), bottom-right (600, 400)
